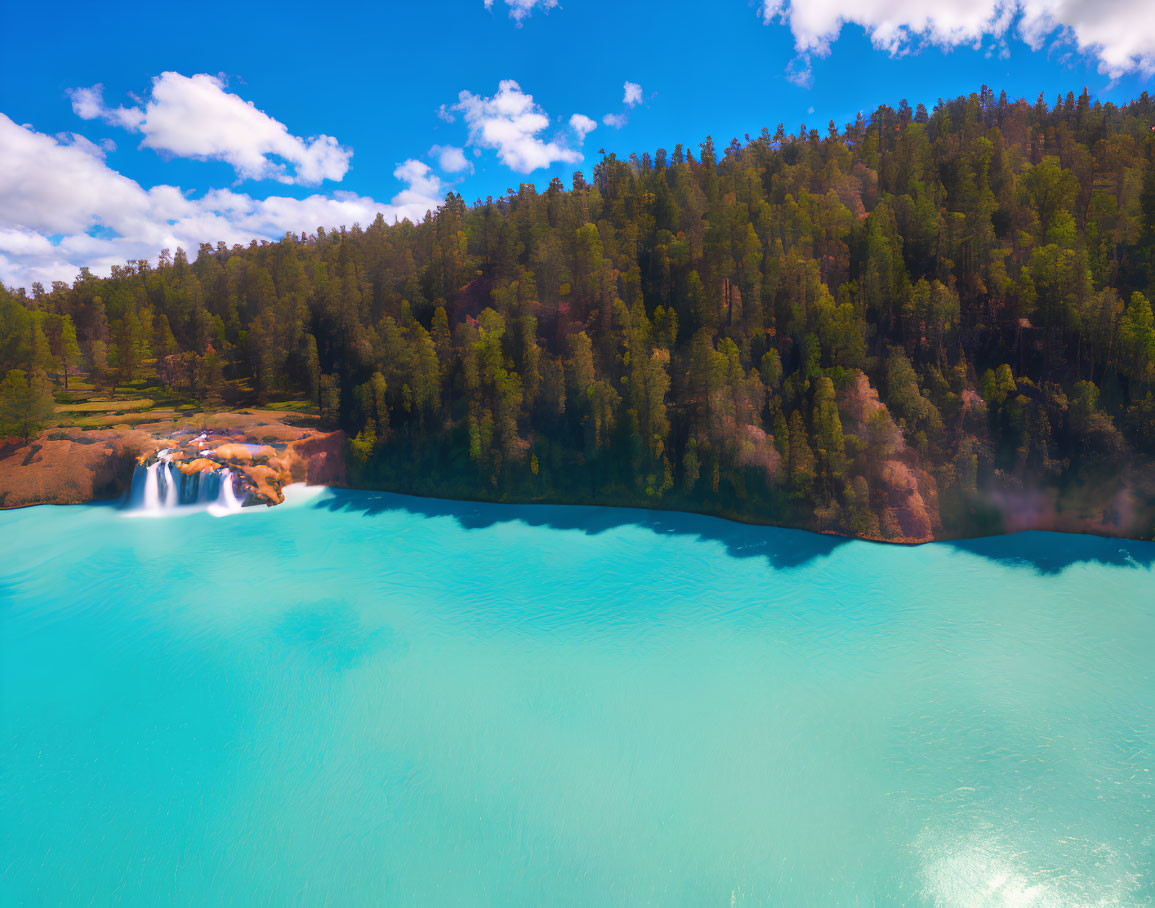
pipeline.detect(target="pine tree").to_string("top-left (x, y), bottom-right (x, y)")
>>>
top-left (0, 369), bottom-right (54, 442)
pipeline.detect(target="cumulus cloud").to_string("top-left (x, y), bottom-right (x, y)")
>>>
top-left (68, 72), bottom-right (353, 185)
top-left (569, 113), bottom-right (597, 141)
top-left (600, 81), bottom-right (645, 129)
top-left (759, 0), bottom-right (1155, 78)
top-left (454, 80), bottom-right (583, 173)
top-left (389, 160), bottom-right (446, 214)
top-left (430, 143), bottom-right (473, 173)
top-left (0, 115), bottom-right (441, 291)
top-left (56, 132), bottom-right (112, 160)
top-left (484, 0), bottom-right (558, 23)
top-left (67, 84), bottom-right (144, 130)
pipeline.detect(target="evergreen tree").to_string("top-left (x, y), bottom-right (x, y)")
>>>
top-left (0, 369), bottom-right (54, 442)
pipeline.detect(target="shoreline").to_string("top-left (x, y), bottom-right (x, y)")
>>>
top-left (3, 438), bottom-right (1152, 547)
top-left (304, 482), bottom-right (1155, 548)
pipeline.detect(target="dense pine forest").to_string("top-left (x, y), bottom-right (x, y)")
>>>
top-left (4, 87), bottom-right (1155, 539)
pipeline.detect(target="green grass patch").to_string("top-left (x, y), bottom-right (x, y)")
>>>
top-left (55, 390), bottom-right (94, 404)
top-left (56, 398), bottom-right (156, 414)
top-left (264, 400), bottom-right (312, 412)
top-left (70, 409), bottom-right (181, 428)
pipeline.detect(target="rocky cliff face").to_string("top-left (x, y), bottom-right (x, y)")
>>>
top-left (838, 371), bottom-right (942, 543)
top-left (276, 432), bottom-right (347, 488)
top-left (0, 429), bottom-right (145, 509)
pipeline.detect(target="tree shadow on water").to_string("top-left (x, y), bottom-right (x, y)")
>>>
top-left (945, 531), bottom-right (1155, 576)
top-left (311, 488), bottom-right (850, 571)
top-left (312, 489), bottom-right (1155, 576)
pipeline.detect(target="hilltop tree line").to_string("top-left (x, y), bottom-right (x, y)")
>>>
top-left (3, 87), bottom-right (1155, 537)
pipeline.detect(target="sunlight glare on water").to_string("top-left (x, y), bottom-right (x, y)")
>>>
top-left (1, 489), bottom-right (1153, 904)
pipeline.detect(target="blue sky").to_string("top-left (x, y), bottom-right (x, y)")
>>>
top-left (1, 0), bottom-right (1153, 290)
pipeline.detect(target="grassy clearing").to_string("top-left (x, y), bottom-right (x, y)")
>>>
top-left (58, 379), bottom-right (98, 394)
top-left (56, 398), bottom-right (157, 414)
top-left (264, 399), bottom-right (313, 412)
top-left (70, 409), bottom-right (182, 429)
top-left (43, 370), bottom-right (318, 436)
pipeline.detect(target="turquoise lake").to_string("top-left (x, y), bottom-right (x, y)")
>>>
top-left (1, 488), bottom-right (1153, 904)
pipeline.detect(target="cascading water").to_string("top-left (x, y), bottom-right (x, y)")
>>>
top-left (125, 452), bottom-right (245, 516)
top-left (163, 462), bottom-right (179, 508)
top-left (217, 469), bottom-right (243, 511)
top-left (193, 470), bottom-right (210, 506)
top-left (138, 462), bottom-right (161, 510)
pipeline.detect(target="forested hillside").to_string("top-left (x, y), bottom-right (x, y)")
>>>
top-left (4, 87), bottom-right (1155, 539)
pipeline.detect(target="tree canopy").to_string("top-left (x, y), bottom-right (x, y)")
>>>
top-left (4, 87), bottom-right (1155, 537)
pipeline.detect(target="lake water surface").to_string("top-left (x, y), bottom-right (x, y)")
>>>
top-left (2, 489), bottom-right (1153, 904)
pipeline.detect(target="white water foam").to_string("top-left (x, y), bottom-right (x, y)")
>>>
top-left (125, 459), bottom-right (246, 518)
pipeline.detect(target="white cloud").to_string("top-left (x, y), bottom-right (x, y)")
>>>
top-left (69, 72), bottom-right (353, 185)
top-left (430, 144), bottom-right (473, 173)
top-left (67, 84), bottom-right (144, 130)
top-left (785, 55), bottom-right (814, 87)
top-left (454, 80), bottom-right (582, 173)
top-left (390, 160), bottom-right (445, 214)
top-left (600, 82), bottom-right (644, 130)
top-left (56, 132), bottom-right (111, 160)
top-left (484, 0), bottom-right (558, 23)
top-left (759, 0), bottom-right (1155, 77)
top-left (68, 85), bottom-right (108, 121)
top-left (0, 115), bottom-right (441, 291)
top-left (569, 113), bottom-right (597, 141)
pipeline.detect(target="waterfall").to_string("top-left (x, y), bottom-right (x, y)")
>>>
top-left (204, 469), bottom-right (243, 515)
top-left (125, 456), bottom-right (245, 516)
top-left (218, 470), bottom-right (242, 511)
top-left (162, 462), bottom-right (180, 508)
top-left (141, 462), bottom-right (160, 510)
top-left (195, 471), bottom-right (212, 505)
